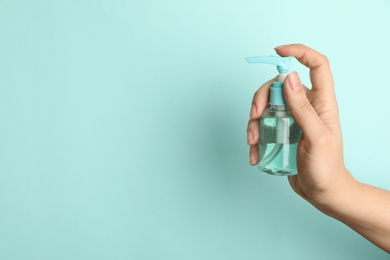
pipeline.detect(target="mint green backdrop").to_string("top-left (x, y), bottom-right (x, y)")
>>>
top-left (0, 0), bottom-right (389, 259)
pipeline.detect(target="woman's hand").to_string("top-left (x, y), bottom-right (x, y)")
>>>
top-left (247, 44), bottom-right (390, 253)
top-left (247, 44), bottom-right (356, 208)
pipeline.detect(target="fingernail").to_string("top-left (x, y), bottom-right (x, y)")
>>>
top-left (287, 71), bottom-right (302, 91)
top-left (250, 103), bottom-right (256, 119)
top-left (274, 45), bottom-right (288, 50)
top-left (247, 130), bottom-right (254, 145)
top-left (250, 152), bottom-right (257, 165)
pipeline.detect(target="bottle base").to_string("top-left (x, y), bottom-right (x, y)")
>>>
top-left (259, 166), bottom-right (297, 176)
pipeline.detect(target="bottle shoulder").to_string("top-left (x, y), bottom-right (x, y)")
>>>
top-left (260, 107), bottom-right (291, 118)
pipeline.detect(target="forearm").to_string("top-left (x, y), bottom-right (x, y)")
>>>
top-left (317, 171), bottom-right (390, 253)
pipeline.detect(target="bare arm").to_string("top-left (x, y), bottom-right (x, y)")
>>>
top-left (322, 176), bottom-right (390, 253)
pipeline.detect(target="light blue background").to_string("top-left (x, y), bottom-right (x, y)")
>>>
top-left (0, 0), bottom-right (389, 259)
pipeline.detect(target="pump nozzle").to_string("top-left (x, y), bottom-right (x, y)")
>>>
top-left (245, 55), bottom-right (294, 106)
top-left (245, 56), bottom-right (292, 73)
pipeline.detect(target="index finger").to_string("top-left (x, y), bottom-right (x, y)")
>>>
top-left (275, 44), bottom-right (334, 95)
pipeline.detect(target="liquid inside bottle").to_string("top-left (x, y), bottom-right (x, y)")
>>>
top-left (258, 105), bottom-right (302, 176)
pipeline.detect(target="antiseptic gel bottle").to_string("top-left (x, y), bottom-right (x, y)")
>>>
top-left (246, 56), bottom-right (302, 176)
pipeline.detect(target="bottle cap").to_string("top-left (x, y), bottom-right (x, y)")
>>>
top-left (245, 56), bottom-right (293, 106)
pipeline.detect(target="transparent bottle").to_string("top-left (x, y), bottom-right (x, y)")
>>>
top-left (258, 105), bottom-right (302, 176)
top-left (246, 55), bottom-right (302, 176)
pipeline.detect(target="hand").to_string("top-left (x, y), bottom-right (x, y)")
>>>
top-left (247, 44), bottom-right (356, 209)
top-left (247, 44), bottom-right (390, 252)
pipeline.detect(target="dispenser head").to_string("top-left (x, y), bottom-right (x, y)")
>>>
top-left (245, 55), bottom-right (294, 106)
top-left (245, 56), bottom-right (292, 73)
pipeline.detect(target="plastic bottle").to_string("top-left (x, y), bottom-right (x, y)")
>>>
top-left (246, 56), bottom-right (302, 176)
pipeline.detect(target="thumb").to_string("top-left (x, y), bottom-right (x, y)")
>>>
top-left (284, 71), bottom-right (326, 140)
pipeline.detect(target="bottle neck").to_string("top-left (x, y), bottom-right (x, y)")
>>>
top-left (271, 105), bottom-right (288, 111)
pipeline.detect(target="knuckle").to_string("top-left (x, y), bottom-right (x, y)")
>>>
top-left (247, 119), bottom-right (257, 131)
top-left (300, 132), bottom-right (334, 151)
top-left (247, 120), bottom-right (253, 132)
top-left (321, 54), bottom-right (330, 65)
top-left (315, 132), bottom-right (339, 151)
top-left (317, 133), bottom-right (332, 148)
top-left (296, 97), bottom-right (311, 111)
top-left (258, 84), bottom-right (269, 95)
top-left (299, 137), bottom-right (312, 150)
top-left (253, 89), bottom-right (264, 102)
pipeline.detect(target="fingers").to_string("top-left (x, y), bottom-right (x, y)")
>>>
top-left (249, 77), bottom-right (277, 120)
top-left (247, 77), bottom-right (276, 166)
top-left (284, 72), bottom-right (327, 140)
top-left (249, 143), bottom-right (258, 165)
top-left (247, 118), bottom-right (259, 146)
top-left (275, 44), bottom-right (334, 96)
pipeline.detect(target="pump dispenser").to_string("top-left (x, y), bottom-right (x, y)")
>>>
top-left (246, 55), bottom-right (302, 176)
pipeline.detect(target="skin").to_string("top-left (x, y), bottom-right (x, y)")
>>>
top-left (247, 44), bottom-right (390, 253)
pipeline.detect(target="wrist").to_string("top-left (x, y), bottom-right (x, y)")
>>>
top-left (311, 168), bottom-right (360, 218)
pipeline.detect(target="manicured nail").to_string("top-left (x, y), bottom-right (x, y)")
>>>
top-left (274, 45), bottom-right (288, 50)
top-left (250, 103), bottom-right (256, 119)
top-left (287, 71), bottom-right (302, 91)
top-left (250, 152), bottom-right (257, 165)
top-left (247, 130), bottom-right (254, 145)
